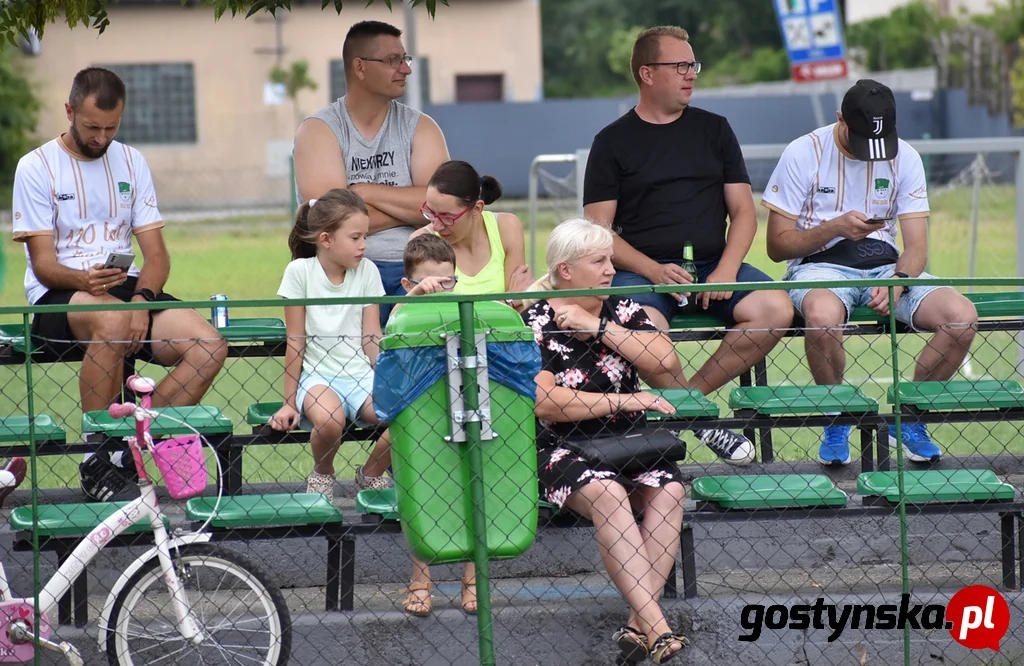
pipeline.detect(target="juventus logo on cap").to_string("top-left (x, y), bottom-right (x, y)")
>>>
top-left (872, 116), bottom-right (884, 135)
top-left (868, 138), bottom-right (887, 159)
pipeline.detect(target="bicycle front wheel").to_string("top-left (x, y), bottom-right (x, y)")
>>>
top-left (106, 543), bottom-right (291, 666)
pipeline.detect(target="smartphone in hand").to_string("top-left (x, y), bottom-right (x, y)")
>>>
top-left (869, 216), bottom-right (893, 225)
top-left (103, 252), bottom-right (135, 271)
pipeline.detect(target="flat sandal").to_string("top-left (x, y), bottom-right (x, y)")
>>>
top-left (461, 575), bottom-right (478, 614)
top-left (649, 632), bottom-right (689, 664)
top-left (612, 625), bottom-right (648, 663)
top-left (403, 581), bottom-right (432, 617)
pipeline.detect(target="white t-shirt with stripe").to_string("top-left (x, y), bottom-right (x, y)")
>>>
top-left (12, 137), bottom-right (164, 304)
top-left (760, 123), bottom-right (930, 270)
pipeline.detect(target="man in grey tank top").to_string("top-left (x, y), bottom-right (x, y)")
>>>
top-left (293, 20), bottom-right (450, 324)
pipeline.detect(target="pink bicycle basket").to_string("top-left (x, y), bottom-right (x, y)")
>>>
top-left (150, 435), bottom-right (208, 499)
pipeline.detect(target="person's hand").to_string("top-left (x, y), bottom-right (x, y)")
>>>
top-left (831, 210), bottom-right (882, 241)
top-left (698, 265), bottom-right (737, 310)
top-left (505, 265), bottom-right (534, 309)
top-left (644, 263), bottom-right (693, 303)
top-left (126, 307), bottom-right (149, 356)
top-left (552, 303), bottom-right (601, 340)
top-left (867, 285), bottom-right (904, 316)
top-left (407, 276), bottom-right (455, 295)
top-left (270, 404), bottom-right (301, 431)
top-left (84, 265), bottom-right (129, 297)
top-left (630, 392), bottom-right (676, 415)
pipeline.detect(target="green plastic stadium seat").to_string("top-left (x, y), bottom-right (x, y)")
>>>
top-left (646, 388), bottom-right (720, 418)
top-left (848, 307), bottom-right (885, 323)
top-left (356, 488), bottom-right (400, 521)
top-left (966, 292), bottom-right (1024, 319)
top-left (186, 493), bottom-right (343, 527)
top-left (693, 474), bottom-right (848, 509)
top-left (206, 317), bottom-right (286, 343)
top-left (0, 415), bottom-right (66, 443)
top-left (729, 385), bottom-right (878, 416)
top-left (887, 380), bottom-right (1024, 411)
top-left (83, 406), bottom-right (233, 437)
top-left (11, 502), bottom-right (170, 537)
top-left (857, 469), bottom-right (1015, 503)
top-left (668, 312), bottom-right (729, 330)
top-left (0, 323), bottom-right (30, 354)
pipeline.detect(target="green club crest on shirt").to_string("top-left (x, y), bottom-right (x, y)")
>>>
top-left (118, 181), bottom-right (131, 203)
top-left (874, 177), bottom-right (890, 199)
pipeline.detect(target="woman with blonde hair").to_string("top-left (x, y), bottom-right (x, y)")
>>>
top-left (521, 218), bottom-right (689, 664)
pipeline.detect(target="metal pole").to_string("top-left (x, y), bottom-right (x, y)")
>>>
top-left (289, 154), bottom-right (298, 220)
top-left (967, 154), bottom-right (983, 292)
top-left (528, 157), bottom-right (540, 273)
top-left (1016, 148), bottom-right (1024, 376)
top-left (457, 300), bottom-right (495, 666)
top-left (887, 286), bottom-right (910, 666)
top-left (24, 314), bottom-right (41, 663)
top-left (404, 2), bottom-right (422, 110)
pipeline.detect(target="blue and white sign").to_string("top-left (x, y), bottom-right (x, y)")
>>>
top-left (774, 0), bottom-right (849, 81)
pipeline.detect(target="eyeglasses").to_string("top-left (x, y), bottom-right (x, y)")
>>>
top-left (409, 276), bottom-right (459, 291)
top-left (421, 201), bottom-right (473, 227)
top-left (358, 54), bottom-right (413, 69)
top-left (644, 61), bottom-right (702, 75)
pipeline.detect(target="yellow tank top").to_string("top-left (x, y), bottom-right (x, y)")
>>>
top-left (449, 211), bottom-right (507, 295)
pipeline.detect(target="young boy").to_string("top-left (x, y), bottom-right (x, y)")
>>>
top-left (355, 234), bottom-right (458, 490)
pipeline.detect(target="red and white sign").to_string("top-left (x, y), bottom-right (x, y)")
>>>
top-left (791, 58), bottom-right (848, 82)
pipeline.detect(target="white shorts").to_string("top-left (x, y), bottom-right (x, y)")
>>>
top-left (296, 371), bottom-right (374, 430)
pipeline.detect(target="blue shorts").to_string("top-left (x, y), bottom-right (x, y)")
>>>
top-left (611, 259), bottom-right (773, 326)
top-left (785, 262), bottom-right (953, 332)
top-left (297, 372), bottom-right (374, 430)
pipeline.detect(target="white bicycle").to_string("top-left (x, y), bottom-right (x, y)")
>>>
top-left (0, 375), bottom-right (291, 665)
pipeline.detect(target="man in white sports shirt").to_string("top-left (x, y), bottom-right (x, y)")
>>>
top-left (13, 68), bottom-right (227, 497)
top-left (763, 79), bottom-right (978, 467)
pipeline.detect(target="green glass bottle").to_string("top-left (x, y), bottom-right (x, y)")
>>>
top-left (681, 243), bottom-right (698, 312)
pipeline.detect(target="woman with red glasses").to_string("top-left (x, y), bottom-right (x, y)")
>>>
top-left (413, 160), bottom-right (533, 304)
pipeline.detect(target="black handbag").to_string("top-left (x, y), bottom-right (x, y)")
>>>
top-left (563, 426), bottom-right (686, 472)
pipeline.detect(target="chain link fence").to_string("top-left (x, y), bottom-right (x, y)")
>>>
top-left (0, 280), bottom-right (1022, 665)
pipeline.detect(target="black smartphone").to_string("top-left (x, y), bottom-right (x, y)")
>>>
top-left (869, 216), bottom-right (893, 225)
top-left (103, 252), bottom-right (135, 271)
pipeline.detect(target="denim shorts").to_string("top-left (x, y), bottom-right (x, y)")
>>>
top-left (611, 259), bottom-right (773, 326)
top-left (297, 372), bottom-right (374, 430)
top-left (785, 262), bottom-right (953, 332)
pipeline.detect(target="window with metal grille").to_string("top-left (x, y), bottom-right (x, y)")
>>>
top-left (101, 63), bottom-right (197, 144)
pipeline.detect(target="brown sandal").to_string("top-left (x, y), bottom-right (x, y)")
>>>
top-left (403, 581), bottom-right (432, 616)
top-left (461, 575), bottom-right (478, 614)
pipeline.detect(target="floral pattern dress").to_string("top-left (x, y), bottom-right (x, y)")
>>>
top-left (521, 296), bottom-right (682, 510)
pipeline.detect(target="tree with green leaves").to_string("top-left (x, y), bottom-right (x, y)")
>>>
top-left (269, 59), bottom-right (318, 125)
top-left (0, 0), bottom-right (447, 45)
top-left (0, 45), bottom-right (40, 205)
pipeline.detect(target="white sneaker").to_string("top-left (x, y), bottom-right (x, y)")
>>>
top-left (698, 429), bottom-right (756, 466)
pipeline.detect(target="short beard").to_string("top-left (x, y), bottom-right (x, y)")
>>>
top-left (69, 122), bottom-right (111, 159)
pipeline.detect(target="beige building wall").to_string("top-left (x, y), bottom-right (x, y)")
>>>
top-left (20, 0), bottom-right (542, 210)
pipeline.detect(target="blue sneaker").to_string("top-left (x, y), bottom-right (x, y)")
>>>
top-left (818, 425), bottom-right (852, 466)
top-left (889, 423), bottom-right (942, 462)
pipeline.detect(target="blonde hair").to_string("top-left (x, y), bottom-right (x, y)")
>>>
top-left (631, 26), bottom-right (690, 87)
top-left (521, 218), bottom-right (614, 308)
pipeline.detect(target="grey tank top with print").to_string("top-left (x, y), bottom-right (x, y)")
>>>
top-left (304, 97), bottom-right (421, 263)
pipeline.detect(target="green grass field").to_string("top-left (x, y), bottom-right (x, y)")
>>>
top-left (0, 187), bottom-right (1019, 488)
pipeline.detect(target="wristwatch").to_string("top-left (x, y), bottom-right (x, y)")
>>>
top-left (133, 288), bottom-right (157, 302)
top-left (892, 271), bottom-right (911, 293)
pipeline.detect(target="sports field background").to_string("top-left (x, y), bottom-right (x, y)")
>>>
top-left (0, 186), bottom-right (1018, 487)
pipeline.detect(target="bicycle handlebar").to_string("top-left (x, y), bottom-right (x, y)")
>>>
top-left (108, 402), bottom-right (138, 419)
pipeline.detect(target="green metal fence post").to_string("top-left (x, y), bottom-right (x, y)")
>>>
top-left (23, 314), bottom-right (41, 665)
top-left (887, 285), bottom-right (910, 666)
top-left (457, 300), bottom-right (496, 666)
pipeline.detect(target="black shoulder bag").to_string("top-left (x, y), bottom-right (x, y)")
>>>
top-left (563, 426), bottom-right (686, 474)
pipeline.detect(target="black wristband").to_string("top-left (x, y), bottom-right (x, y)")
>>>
top-left (892, 271), bottom-right (911, 293)
top-left (597, 315), bottom-right (609, 342)
top-left (133, 288), bottom-right (157, 302)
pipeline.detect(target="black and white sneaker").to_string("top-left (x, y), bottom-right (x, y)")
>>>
top-left (697, 429), bottom-right (756, 466)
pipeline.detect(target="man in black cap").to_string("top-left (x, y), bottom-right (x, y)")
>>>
top-left (761, 79), bottom-right (978, 467)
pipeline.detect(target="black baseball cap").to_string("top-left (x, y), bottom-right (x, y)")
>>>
top-left (841, 79), bottom-right (898, 161)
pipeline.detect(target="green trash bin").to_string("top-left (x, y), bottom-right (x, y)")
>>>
top-left (376, 300), bottom-right (540, 564)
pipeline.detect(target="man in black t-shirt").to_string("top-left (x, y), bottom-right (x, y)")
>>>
top-left (583, 26), bottom-right (794, 466)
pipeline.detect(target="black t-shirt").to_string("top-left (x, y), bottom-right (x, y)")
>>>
top-left (522, 296), bottom-right (656, 446)
top-left (583, 106), bottom-right (750, 262)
